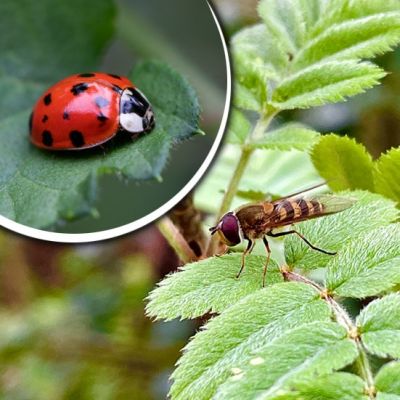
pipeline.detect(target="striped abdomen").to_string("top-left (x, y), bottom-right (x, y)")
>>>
top-left (273, 198), bottom-right (324, 225)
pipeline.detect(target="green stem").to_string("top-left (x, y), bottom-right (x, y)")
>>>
top-left (326, 296), bottom-right (375, 398)
top-left (216, 146), bottom-right (253, 220)
top-left (216, 111), bottom-right (277, 220)
top-left (157, 217), bottom-right (197, 264)
top-left (355, 342), bottom-right (376, 398)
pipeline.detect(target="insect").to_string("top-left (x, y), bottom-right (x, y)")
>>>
top-left (29, 72), bottom-right (155, 150)
top-left (210, 185), bottom-right (355, 287)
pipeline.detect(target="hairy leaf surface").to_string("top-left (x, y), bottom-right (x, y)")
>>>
top-left (250, 123), bottom-right (320, 151)
top-left (311, 135), bottom-right (375, 191)
top-left (146, 254), bottom-right (282, 321)
top-left (374, 148), bottom-right (400, 204)
top-left (376, 362), bottom-right (400, 399)
top-left (214, 322), bottom-right (358, 400)
top-left (326, 225), bottom-right (400, 298)
top-left (169, 283), bottom-right (334, 400)
top-left (357, 294), bottom-right (400, 357)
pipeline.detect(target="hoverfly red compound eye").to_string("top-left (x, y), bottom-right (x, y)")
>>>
top-left (220, 212), bottom-right (241, 246)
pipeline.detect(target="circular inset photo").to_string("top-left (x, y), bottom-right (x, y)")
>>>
top-left (0, 0), bottom-right (230, 241)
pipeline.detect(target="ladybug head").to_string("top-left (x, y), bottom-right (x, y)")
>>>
top-left (209, 212), bottom-right (243, 247)
top-left (120, 87), bottom-right (155, 134)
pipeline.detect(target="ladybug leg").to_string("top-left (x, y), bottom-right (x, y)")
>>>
top-left (130, 132), bottom-right (140, 141)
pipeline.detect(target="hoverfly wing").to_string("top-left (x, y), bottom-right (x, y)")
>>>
top-left (272, 182), bottom-right (327, 202)
top-left (265, 194), bottom-right (356, 229)
top-left (309, 194), bottom-right (357, 215)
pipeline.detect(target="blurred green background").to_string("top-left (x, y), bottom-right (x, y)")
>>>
top-left (1, 0), bottom-right (400, 399)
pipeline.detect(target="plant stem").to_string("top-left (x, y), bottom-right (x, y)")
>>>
top-left (216, 111), bottom-right (277, 220)
top-left (216, 146), bottom-right (253, 220)
top-left (355, 343), bottom-right (376, 398)
top-left (157, 217), bottom-right (198, 264)
top-left (283, 268), bottom-right (376, 398)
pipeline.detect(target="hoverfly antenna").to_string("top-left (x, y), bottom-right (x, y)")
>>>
top-left (209, 226), bottom-right (218, 235)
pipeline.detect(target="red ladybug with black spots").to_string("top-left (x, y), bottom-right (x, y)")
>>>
top-left (29, 72), bottom-right (155, 150)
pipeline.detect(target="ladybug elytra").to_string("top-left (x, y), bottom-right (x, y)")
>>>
top-left (29, 72), bottom-right (155, 150)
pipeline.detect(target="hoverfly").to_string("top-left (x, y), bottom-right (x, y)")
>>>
top-left (210, 184), bottom-right (355, 287)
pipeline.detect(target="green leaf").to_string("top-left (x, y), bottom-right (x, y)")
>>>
top-left (232, 0), bottom-right (399, 113)
top-left (265, 373), bottom-right (368, 400)
top-left (258, 0), bottom-right (307, 54)
top-left (226, 110), bottom-right (251, 145)
top-left (311, 0), bottom-right (400, 38)
top-left (0, 0), bottom-right (115, 83)
top-left (232, 25), bottom-right (281, 112)
top-left (376, 362), bottom-right (400, 399)
top-left (311, 135), bottom-right (375, 191)
top-left (169, 283), bottom-right (335, 400)
top-left (0, 61), bottom-right (200, 228)
top-left (377, 394), bottom-right (400, 400)
top-left (232, 23), bottom-right (286, 77)
top-left (285, 191), bottom-right (399, 271)
top-left (213, 321), bottom-right (358, 400)
top-left (233, 82), bottom-right (264, 112)
top-left (146, 254), bottom-right (283, 321)
top-left (250, 123), bottom-right (320, 151)
top-left (326, 225), bottom-right (400, 298)
top-left (271, 61), bottom-right (386, 110)
top-left (236, 189), bottom-right (270, 202)
top-left (294, 12), bottom-right (400, 69)
top-left (374, 148), bottom-right (400, 204)
top-left (297, 0), bottom-right (325, 33)
top-left (357, 294), bottom-right (400, 358)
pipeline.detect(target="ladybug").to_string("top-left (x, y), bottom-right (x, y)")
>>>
top-left (29, 72), bottom-right (155, 150)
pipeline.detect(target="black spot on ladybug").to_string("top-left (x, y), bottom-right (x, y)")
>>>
top-left (97, 113), bottom-right (108, 124)
top-left (112, 84), bottom-right (122, 94)
top-left (95, 96), bottom-right (109, 108)
top-left (71, 83), bottom-right (89, 96)
top-left (70, 130), bottom-right (85, 148)
top-left (108, 73), bottom-right (121, 80)
top-left (42, 115), bottom-right (48, 123)
top-left (63, 111), bottom-right (70, 120)
top-left (43, 93), bottom-right (52, 105)
top-left (78, 73), bottom-right (95, 77)
top-left (42, 130), bottom-right (53, 147)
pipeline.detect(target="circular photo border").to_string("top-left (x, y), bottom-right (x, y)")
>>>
top-left (0, 2), bottom-right (231, 244)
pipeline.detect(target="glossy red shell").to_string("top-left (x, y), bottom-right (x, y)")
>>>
top-left (30, 73), bottom-right (135, 150)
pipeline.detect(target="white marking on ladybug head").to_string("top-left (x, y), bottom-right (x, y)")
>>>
top-left (120, 112), bottom-right (144, 133)
top-left (120, 88), bottom-right (155, 134)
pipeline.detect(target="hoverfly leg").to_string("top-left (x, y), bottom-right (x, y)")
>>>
top-left (236, 240), bottom-right (254, 279)
top-left (216, 247), bottom-right (230, 258)
top-left (262, 237), bottom-right (271, 288)
top-left (268, 230), bottom-right (336, 256)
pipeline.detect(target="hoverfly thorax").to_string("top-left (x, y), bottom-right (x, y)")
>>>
top-left (209, 212), bottom-right (243, 246)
